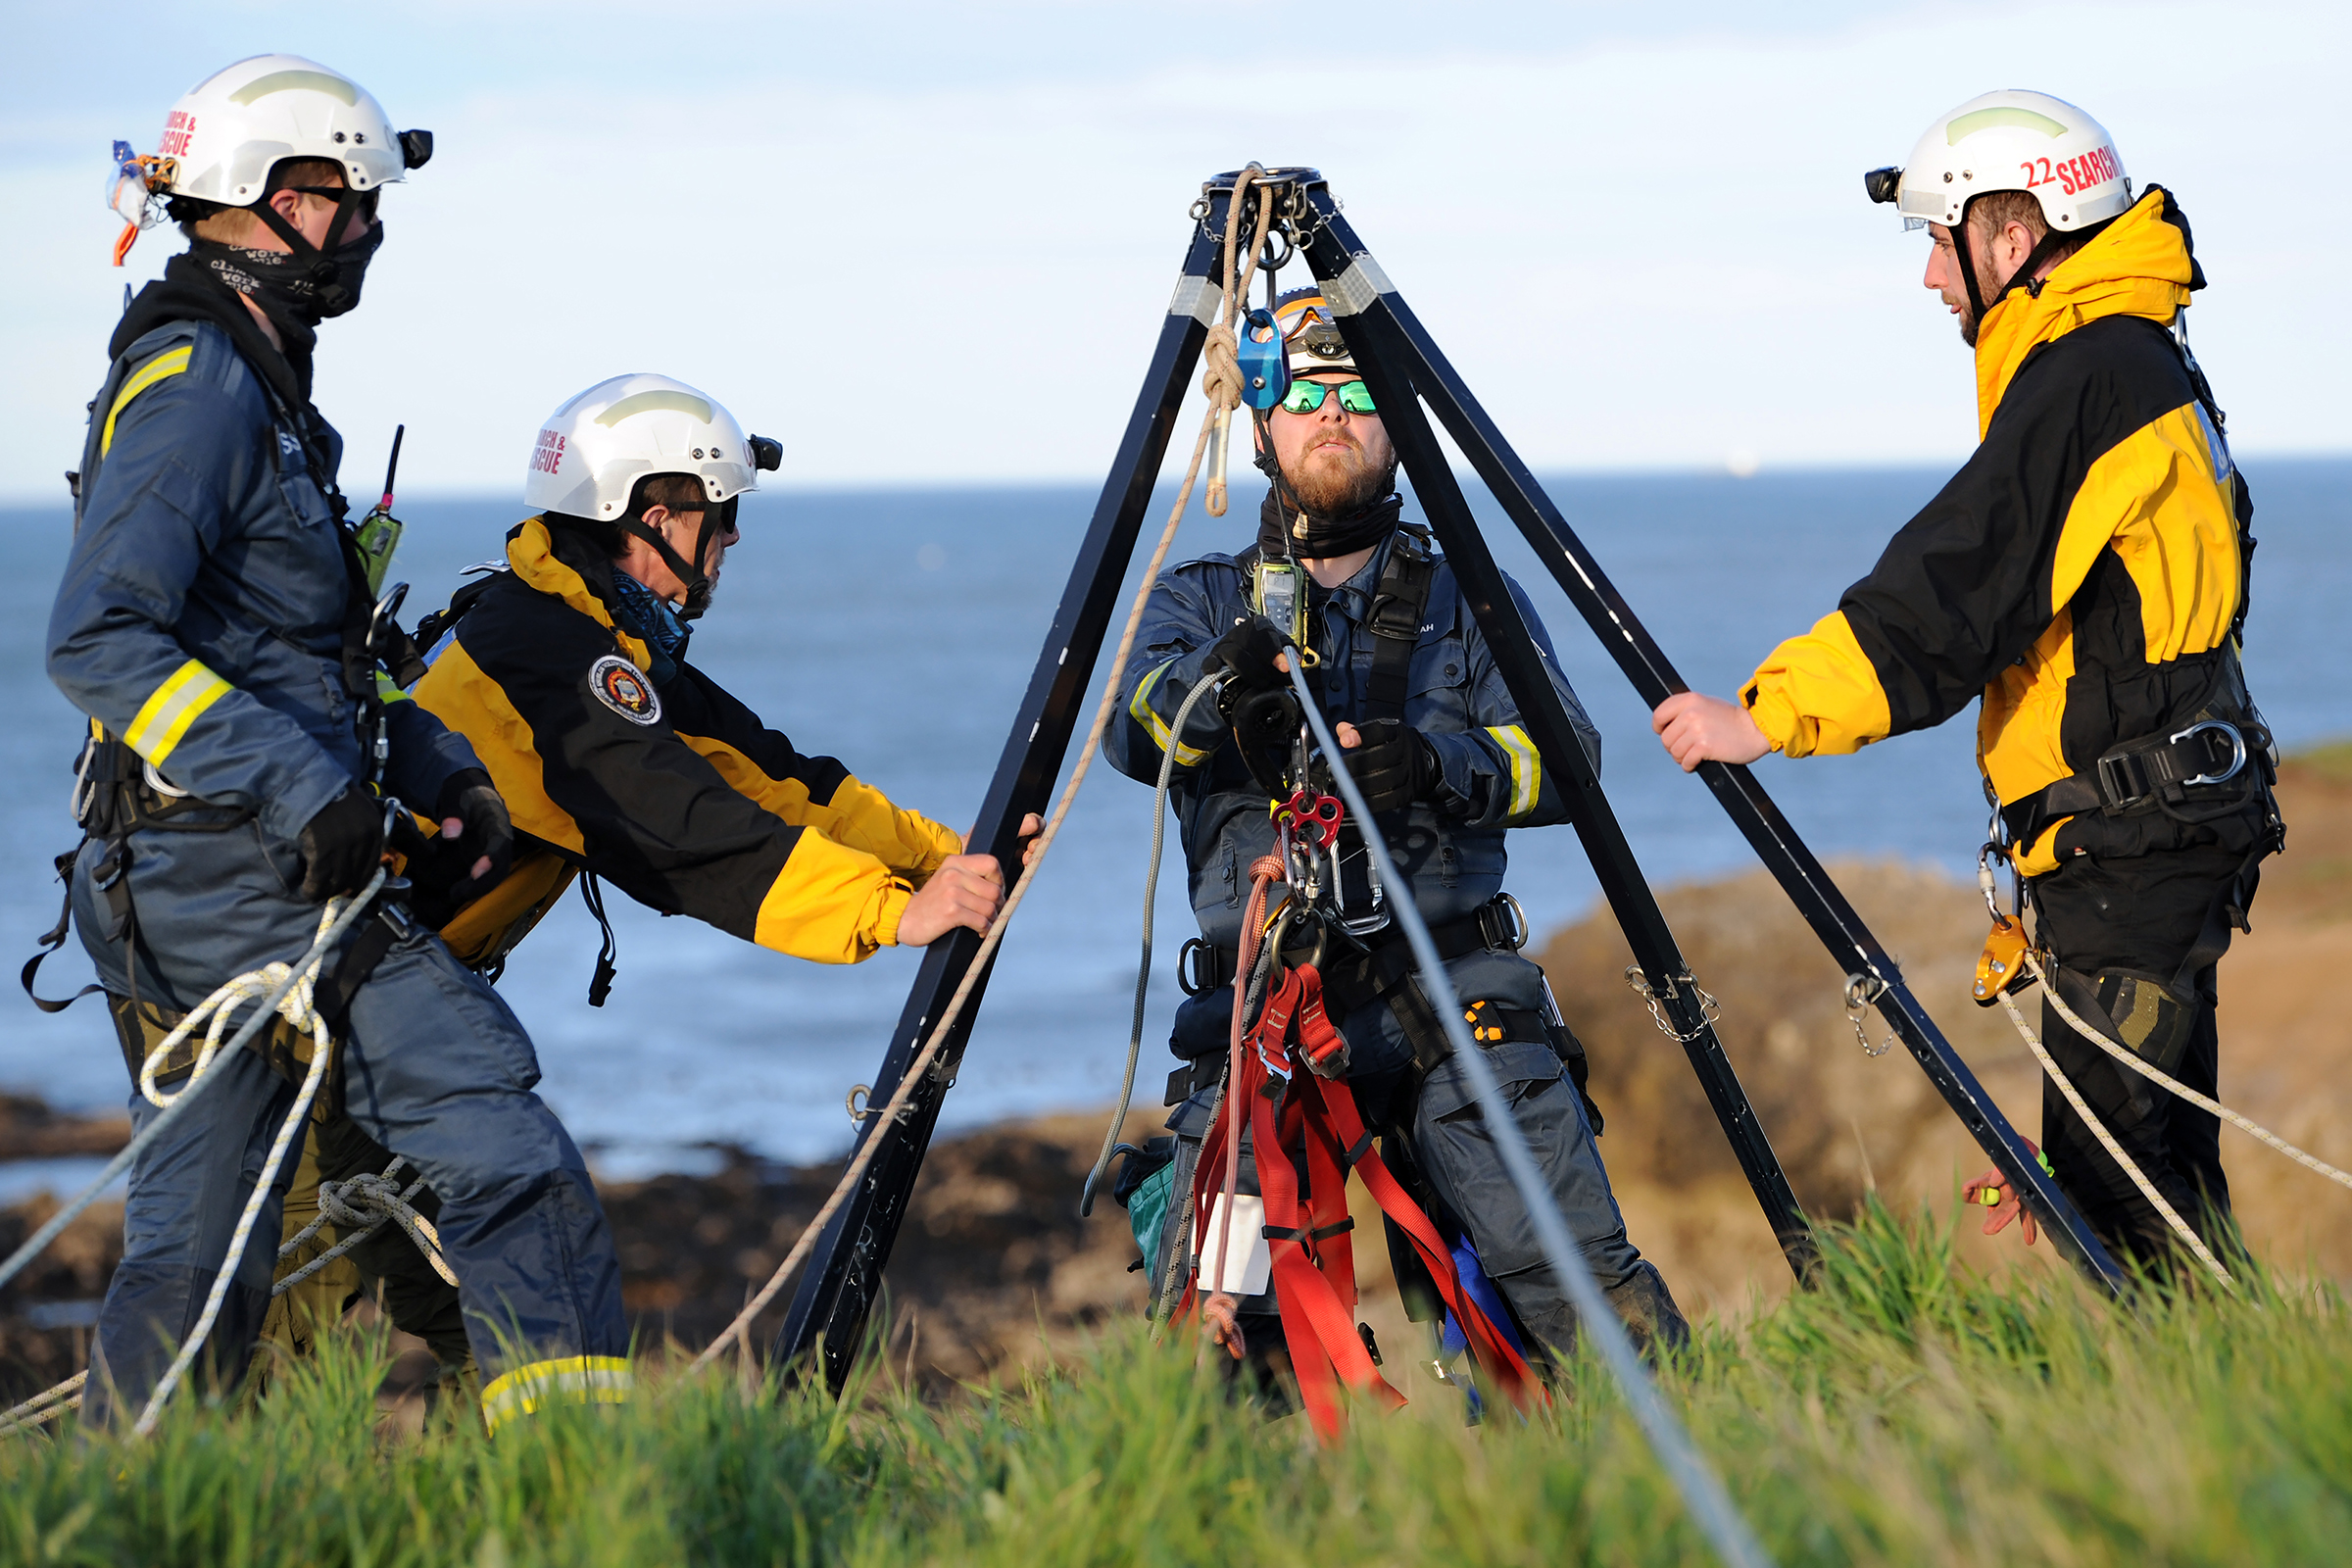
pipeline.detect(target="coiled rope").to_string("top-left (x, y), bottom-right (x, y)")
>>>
top-left (2, 1150), bottom-right (454, 1439)
top-left (0, 869), bottom-right (392, 1437)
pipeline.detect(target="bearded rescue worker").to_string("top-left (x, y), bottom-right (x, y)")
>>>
top-left (1108, 288), bottom-right (1687, 1364)
top-left (1652, 91), bottom-right (2281, 1272)
top-left (276, 373), bottom-right (1036, 1362)
top-left (47, 56), bottom-right (629, 1430)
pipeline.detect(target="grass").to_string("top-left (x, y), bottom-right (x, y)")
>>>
top-left (6, 1201), bottom-right (2350, 1566)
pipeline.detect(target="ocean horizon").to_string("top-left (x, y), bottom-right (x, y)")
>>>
top-left (3, 458), bottom-right (2344, 1179)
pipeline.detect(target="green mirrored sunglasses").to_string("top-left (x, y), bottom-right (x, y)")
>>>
top-left (1278, 378), bottom-right (1376, 416)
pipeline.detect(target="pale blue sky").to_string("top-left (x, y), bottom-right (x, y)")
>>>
top-left (4, 1), bottom-right (2344, 500)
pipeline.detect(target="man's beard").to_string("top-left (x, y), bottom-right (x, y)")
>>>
top-left (1288, 436), bottom-right (1389, 517)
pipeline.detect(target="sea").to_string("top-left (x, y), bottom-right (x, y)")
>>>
top-left (2, 460), bottom-right (2345, 1200)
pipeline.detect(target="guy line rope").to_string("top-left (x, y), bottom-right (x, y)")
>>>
top-left (1987, 944), bottom-right (2352, 1291)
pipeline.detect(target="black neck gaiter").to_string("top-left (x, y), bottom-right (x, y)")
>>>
top-left (116, 250), bottom-right (318, 410)
top-left (189, 217), bottom-right (381, 342)
top-left (1256, 485), bottom-right (1404, 560)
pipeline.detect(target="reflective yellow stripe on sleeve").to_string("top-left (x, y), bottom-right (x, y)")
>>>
top-left (1485, 723), bottom-right (1541, 818)
top-left (1129, 660), bottom-right (1210, 768)
top-left (479, 1354), bottom-right (633, 1434)
top-left (100, 345), bottom-right (193, 457)
top-left (122, 658), bottom-right (232, 765)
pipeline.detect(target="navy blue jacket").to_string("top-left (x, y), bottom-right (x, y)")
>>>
top-left (50, 317), bottom-right (478, 981)
top-left (1105, 527), bottom-right (1598, 1067)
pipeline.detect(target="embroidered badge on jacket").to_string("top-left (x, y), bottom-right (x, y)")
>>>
top-left (589, 654), bottom-right (662, 725)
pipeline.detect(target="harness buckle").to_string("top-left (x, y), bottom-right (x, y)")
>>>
top-left (1177, 937), bottom-right (1224, 997)
top-left (2095, 749), bottom-right (2151, 808)
top-left (1476, 893), bottom-right (1530, 954)
top-left (2172, 719), bottom-right (2247, 788)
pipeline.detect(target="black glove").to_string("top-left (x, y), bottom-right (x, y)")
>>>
top-left (434, 768), bottom-right (514, 908)
top-left (1204, 614), bottom-right (1290, 694)
top-left (1348, 718), bottom-right (1438, 813)
top-left (297, 788), bottom-right (386, 902)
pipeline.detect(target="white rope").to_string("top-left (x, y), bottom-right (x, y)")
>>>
top-left (5, 1150), bottom-right (458, 1442)
top-left (0, 871), bottom-right (386, 1300)
top-left (274, 1158), bottom-right (458, 1293)
top-left (1995, 982), bottom-right (2234, 1289)
top-left (0, 876), bottom-right (389, 1441)
top-left (678, 170), bottom-right (1285, 1382)
top-left (0, 1371), bottom-right (86, 1437)
top-left (132, 893), bottom-right (366, 1435)
top-left (2024, 951), bottom-right (2352, 1194)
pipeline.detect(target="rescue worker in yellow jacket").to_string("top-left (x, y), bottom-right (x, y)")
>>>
top-left (1651, 92), bottom-right (2282, 1272)
top-left (274, 374), bottom-right (1037, 1369)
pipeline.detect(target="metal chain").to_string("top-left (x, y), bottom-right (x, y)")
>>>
top-left (1623, 966), bottom-right (1722, 1044)
top-left (1843, 974), bottom-right (1899, 1057)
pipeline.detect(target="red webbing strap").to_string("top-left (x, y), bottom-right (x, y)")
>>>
top-left (1252, 1073), bottom-right (1402, 1440)
top-left (1300, 1072), bottom-right (1539, 1405)
top-left (1179, 961), bottom-right (1534, 1432)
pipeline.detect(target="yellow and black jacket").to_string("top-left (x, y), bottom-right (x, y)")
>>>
top-left (414, 517), bottom-right (962, 967)
top-left (1741, 189), bottom-right (2261, 875)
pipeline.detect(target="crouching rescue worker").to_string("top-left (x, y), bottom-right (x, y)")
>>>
top-left (1108, 287), bottom-right (1686, 1373)
top-left (274, 373), bottom-right (1037, 1367)
top-left (1653, 91), bottom-right (2281, 1274)
top-left (45, 56), bottom-right (629, 1431)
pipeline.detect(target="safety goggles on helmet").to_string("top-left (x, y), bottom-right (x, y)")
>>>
top-left (1278, 378), bottom-right (1376, 416)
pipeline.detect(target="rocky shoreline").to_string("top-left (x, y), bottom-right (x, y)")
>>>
top-left (8, 746), bottom-right (2350, 1407)
top-left (1, 1103), bottom-right (1159, 1408)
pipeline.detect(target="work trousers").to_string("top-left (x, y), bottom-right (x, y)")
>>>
top-left (78, 922), bottom-right (626, 1429)
top-left (2032, 840), bottom-right (2247, 1273)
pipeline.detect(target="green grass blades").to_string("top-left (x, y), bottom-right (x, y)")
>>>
top-left (7, 1203), bottom-right (2352, 1566)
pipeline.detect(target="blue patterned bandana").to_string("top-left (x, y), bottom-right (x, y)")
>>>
top-left (607, 568), bottom-right (691, 683)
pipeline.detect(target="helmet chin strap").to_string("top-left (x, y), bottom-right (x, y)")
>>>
top-left (1957, 201), bottom-right (2105, 328)
top-left (248, 186), bottom-right (368, 312)
top-left (616, 499), bottom-right (731, 621)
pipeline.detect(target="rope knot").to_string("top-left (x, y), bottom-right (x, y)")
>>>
top-left (1200, 321), bottom-right (1244, 414)
top-left (1249, 855), bottom-right (1287, 884)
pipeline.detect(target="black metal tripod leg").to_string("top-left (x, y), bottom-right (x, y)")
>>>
top-left (770, 213), bottom-right (1231, 1390)
top-left (1298, 192), bottom-right (2123, 1295)
top-left (1292, 243), bottom-right (1815, 1282)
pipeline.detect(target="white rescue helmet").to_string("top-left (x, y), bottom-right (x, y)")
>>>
top-left (1866, 89), bottom-right (2132, 234)
top-left (108, 55), bottom-right (430, 262)
top-left (522, 373), bottom-right (780, 520)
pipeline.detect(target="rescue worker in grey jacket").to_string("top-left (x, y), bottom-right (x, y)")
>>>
top-left (46, 57), bottom-right (628, 1433)
top-left (1105, 286), bottom-right (1685, 1362)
